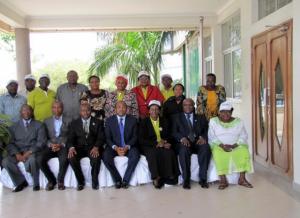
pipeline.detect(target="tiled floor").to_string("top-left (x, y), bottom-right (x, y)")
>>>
top-left (0, 173), bottom-right (300, 218)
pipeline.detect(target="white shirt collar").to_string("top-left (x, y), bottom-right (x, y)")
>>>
top-left (117, 115), bottom-right (126, 121)
top-left (81, 117), bottom-right (91, 124)
top-left (23, 119), bottom-right (32, 125)
top-left (53, 115), bottom-right (63, 121)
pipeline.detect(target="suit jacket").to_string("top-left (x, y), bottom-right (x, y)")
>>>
top-left (139, 117), bottom-right (171, 148)
top-left (172, 113), bottom-right (208, 143)
top-left (44, 116), bottom-right (70, 147)
top-left (67, 117), bottom-right (105, 150)
top-left (7, 119), bottom-right (46, 155)
top-left (105, 115), bottom-right (138, 148)
top-left (131, 85), bottom-right (164, 119)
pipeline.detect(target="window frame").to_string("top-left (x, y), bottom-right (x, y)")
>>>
top-left (221, 12), bottom-right (242, 99)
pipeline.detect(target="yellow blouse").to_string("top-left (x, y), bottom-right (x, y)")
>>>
top-left (142, 87), bottom-right (148, 99)
top-left (150, 117), bottom-right (161, 142)
top-left (117, 91), bottom-right (125, 101)
top-left (161, 87), bottom-right (174, 101)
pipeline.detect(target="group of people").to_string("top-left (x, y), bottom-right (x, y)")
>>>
top-left (0, 70), bottom-right (253, 192)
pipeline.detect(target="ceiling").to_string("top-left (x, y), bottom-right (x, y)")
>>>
top-left (0, 0), bottom-right (232, 31)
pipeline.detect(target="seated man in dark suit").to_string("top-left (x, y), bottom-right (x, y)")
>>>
top-left (103, 101), bottom-right (140, 189)
top-left (40, 100), bottom-right (70, 191)
top-left (67, 104), bottom-right (105, 190)
top-left (2, 104), bottom-right (46, 192)
top-left (172, 98), bottom-right (211, 189)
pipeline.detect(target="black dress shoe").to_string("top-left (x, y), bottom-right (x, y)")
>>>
top-left (58, 183), bottom-right (65, 190)
top-left (77, 184), bottom-right (84, 191)
top-left (92, 183), bottom-right (99, 190)
top-left (33, 185), bottom-right (40, 191)
top-left (199, 180), bottom-right (209, 189)
top-left (13, 181), bottom-right (28, 192)
top-left (46, 182), bottom-right (56, 191)
top-left (183, 181), bottom-right (191, 189)
top-left (115, 181), bottom-right (122, 189)
top-left (122, 181), bottom-right (129, 189)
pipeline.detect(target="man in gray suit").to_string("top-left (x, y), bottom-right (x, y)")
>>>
top-left (56, 70), bottom-right (88, 122)
top-left (40, 100), bottom-right (69, 191)
top-left (2, 104), bottom-right (46, 192)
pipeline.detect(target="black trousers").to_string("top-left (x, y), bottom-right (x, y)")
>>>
top-left (141, 146), bottom-right (180, 180)
top-left (68, 147), bottom-right (101, 186)
top-left (175, 143), bottom-right (211, 182)
top-left (39, 147), bottom-right (68, 184)
top-left (102, 147), bottom-right (140, 183)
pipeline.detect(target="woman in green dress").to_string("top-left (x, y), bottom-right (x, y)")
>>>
top-left (208, 101), bottom-right (253, 190)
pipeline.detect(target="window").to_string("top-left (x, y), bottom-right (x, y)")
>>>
top-left (222, 13), bottom-right (241, 98)
top-left (258, 0), bottom-right (292, 20)
top-left (204, 36), bottom-right (212, 75)
top-left (186, 36), bottom-right (200, 99)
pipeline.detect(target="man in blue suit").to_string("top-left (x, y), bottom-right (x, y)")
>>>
top-left (103, 101), bottom-right (140, 189)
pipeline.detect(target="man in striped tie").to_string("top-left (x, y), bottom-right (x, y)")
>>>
top-left (103, 101), bottom-right (140, 189)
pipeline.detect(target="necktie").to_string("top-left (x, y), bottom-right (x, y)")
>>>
top-left (186, 114), bottom-right (195, 142)
top-left (25, 121), bottom-right (29, 130)
top-left (186, 114), bottom-right (193, 129)
top-left (83, 120), bottom-right (89, 135)
top-left (119, 118), bottom-right (125, 147)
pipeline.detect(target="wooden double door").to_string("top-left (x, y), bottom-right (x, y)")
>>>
top-left (252, 20), bottom-right (293, 178)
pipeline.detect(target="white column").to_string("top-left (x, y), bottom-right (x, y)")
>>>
top-left (15, 28), bottom-right (31, 90)
top-left (198, 16), bottom-right (204, 84)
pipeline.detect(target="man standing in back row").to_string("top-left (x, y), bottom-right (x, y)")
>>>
top-left (56, 70), bottom-right (88, 123)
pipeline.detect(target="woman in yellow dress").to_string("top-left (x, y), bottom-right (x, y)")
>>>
top-left (196, 73), bottom-right (226, 120)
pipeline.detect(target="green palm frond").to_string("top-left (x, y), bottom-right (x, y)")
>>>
top-left (89, 31), bottom-right (174, 85)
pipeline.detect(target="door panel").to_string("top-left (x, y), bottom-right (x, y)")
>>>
top-left (252, 20), bottom-right (293, 178)
top-left (253, 40), bottom-right (268, 165)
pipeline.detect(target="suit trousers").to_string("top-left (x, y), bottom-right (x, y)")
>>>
top-left (102, 147), bottom-right (140, 183)
top-left (68, 147), bottom-right (101, 186)
top-left (175, 143), bottom-right (211, 182)
top-left (39, 147), bottom-right (68, 184)
top-left (2, 153), bottom-right (42, 187)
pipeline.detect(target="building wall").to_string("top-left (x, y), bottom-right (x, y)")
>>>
top-left (211, 0), bottom-right (299, 186)
top-left (292, 0), bottom-right (300, 188)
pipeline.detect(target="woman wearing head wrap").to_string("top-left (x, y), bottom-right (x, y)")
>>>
top-left (105, 75), bottom-right (139, 119)
top-left (139, 100), bottom-right (180, 189)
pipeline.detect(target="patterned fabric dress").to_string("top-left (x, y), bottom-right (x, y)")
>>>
top-left (104, 89), bottom-right (139, 119)
top-left (80, 89), bottom-right (108, 121)
top-left (196, 85), bottom-right (226, 120)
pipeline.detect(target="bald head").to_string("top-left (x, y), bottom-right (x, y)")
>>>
top-left (115, 101), bottom-right (127, 116)
top-left (80, 104), bottom-right (91, 120)
top-left (67, 70), bottom-right (78, 85)
top-left (52, 100), bottom-right (64, 117)
top-left (182, 98), bottom-right (195, 114)
top-left (20, 104), bottom-right (33, 120)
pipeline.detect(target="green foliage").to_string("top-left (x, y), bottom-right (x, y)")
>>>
top-left (89, 31), bottom-right (173, 86)
top-left (0, 32), bottom-right (15, 53)
top-left (32, 59), bottom-right (117, 91)
top-left (33, 59), bottom-right (90, 90)
top-left (0, 114), bottom-right (13, 146)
